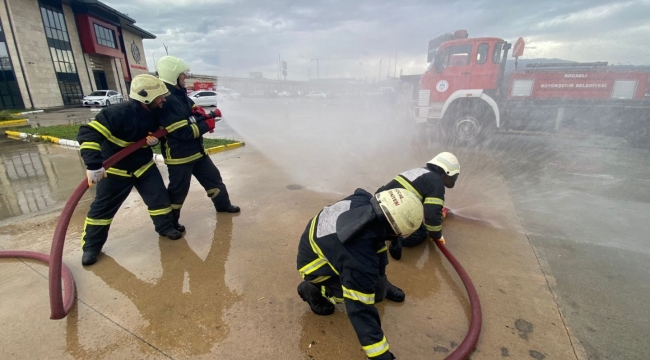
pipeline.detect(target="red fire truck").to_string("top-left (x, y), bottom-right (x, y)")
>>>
top-left (414, 30), bottom-right (650, 146)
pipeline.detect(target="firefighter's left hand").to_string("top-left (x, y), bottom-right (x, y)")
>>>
top-left (191, 105), bottom-right (207, 117)
top-left (146, 132), bottom-right (159, 146)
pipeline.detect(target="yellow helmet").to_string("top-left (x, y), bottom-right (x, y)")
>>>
top-left (129, 74), bottom-right (169, 104)
top-left (374, 189), bottom-right (423, 237)
top-left (156, 55), bottom-right (190, 85)
top-left (428, 152), bottom-right (460, 176)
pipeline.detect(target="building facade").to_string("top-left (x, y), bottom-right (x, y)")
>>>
top-left (0, 0), bottom-right (155, 110)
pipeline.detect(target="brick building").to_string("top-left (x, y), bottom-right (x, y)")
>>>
top-left (0, 0), bottom-right (155, 110)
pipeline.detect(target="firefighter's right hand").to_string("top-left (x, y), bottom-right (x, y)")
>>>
top-left (87, 168), bottom-right (106, 187)
top-left (205, 119), bottom-right (215, 133)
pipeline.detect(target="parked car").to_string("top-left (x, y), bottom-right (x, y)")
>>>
top-left (277, 91), bottom-right (292, 97)
top-left (82, 90), bottom-right (123, 107)
top-left (188, 91), bottom-right (218, 107)
top-left (246, 90), bottom-right (266, 98)
top-left (306, 91), bottom-right (328, 99)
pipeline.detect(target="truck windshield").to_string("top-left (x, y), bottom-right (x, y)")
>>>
top-left (434, 44), bottom-right (472, 72)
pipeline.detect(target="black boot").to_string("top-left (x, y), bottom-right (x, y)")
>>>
top-left (175, 223), bottom-right (186, 233)
top-left (82, 250), bottom-right (101, 266)
top-left (388, 237), bottom-right (403, 260)
top-left (297, 281), bottom-right (335, 316)
top-left (385, 280), bottom-right (405, 302)
top-left (217, 205), bottom-right (240, 213)
top-left (160, 228), bottom-right (182, 240)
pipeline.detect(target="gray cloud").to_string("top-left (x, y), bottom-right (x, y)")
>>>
top-left (106, 0), bottom-right (650, 79)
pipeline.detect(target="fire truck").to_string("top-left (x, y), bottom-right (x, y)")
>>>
top-left (414, 30), bottom-right (650, 146)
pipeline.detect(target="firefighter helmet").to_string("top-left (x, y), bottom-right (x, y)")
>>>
top-left (374, 188), bottom-right (423, 237)
top-left (129, 74), bottom-right (169, 104)
top-left (156, 55), bottom-right (190, 85)
top-left (428, 152), bottom-right (460, 188)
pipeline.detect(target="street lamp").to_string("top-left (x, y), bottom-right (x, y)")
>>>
top-left (152, 51), bottom-right (156, 72)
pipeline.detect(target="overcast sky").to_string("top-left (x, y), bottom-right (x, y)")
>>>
top-left (105, 0), bottom-right (650, 80)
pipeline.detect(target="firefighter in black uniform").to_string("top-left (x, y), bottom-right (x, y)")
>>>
top-left (376, 152), bottom-right (460, 260)
top-left (297, 188), bottom-right (424, 360)
top-left (155, 55), bottom-right (239, 231)
top-left (77, 74), bottom-right (182, 266)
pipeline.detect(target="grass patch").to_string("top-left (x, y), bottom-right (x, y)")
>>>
top-left (8, 124), bottom-right (239, 153)
top-left (0, 110), bottom-right (22, 121)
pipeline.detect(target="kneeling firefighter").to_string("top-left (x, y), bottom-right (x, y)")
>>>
top-left (376, 152), bottom-right (460, 260)
top-left (77, 74), bottom-right (182, 266)
top-left (296, 188), bottom-right (424, 359)
top-left (155, 55), bottom-right (240, 233)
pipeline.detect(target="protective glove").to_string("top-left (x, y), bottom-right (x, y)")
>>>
top-left (146, 132), bottom-right (159, 146)
top-left (205, 118), bottom-right (215, 133)
top-left (87, 168), bottom-right (106, 187)
top-left (191, 105), bottom-right (207, 117)
top-left (442, 207), bottom-right (449, 219)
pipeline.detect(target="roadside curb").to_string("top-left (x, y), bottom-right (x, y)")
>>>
top-left (0, 119), bottom-right (29, 128)
top-left (3, 130), bottom-right (245, 157)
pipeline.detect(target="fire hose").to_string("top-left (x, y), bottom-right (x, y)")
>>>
top-left (0, 128), bottom-right (168, 319)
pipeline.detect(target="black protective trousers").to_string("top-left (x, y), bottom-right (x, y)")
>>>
top-left (167, 155), bottom-right (232, 225)
top-left (81, 166), bottom-right (175, 252)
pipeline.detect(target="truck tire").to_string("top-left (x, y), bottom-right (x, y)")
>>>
top-left (442, 101), bottom-right (494, 146)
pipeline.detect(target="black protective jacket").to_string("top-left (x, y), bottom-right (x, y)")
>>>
top-left (157, 84), bottom-right (212, 165)
top-left (297, 189), bottom-right (393, 360)
top-left (377, 164), bottom-right (446, 239)
top-left (77, 100), bottom-right (156, 175)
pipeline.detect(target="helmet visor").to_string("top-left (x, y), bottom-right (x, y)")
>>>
top-left (443, 173), bottom-right (459, 188)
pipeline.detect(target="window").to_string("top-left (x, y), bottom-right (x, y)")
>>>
top-left (434, 44), bottom-right (472, 72)
top-left (492, 42), bottom-right (504, 64)
top-left (476, 43), bottom-right (489, 64)
top-left (0, 20), bottom-right (24, 109)
top-left (39, 2), bottom-right (82, 105)
top-left (93, 24), bottom-right (116, 49)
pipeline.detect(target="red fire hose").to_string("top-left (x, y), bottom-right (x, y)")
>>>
top-left (0, 128), bottom-right (168, 319)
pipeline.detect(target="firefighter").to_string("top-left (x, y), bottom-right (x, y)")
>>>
top-left (376, 152), bottom-right (460, 260)
top-left (77, 74), bottom-right (182, 266)
top-left (297, 188), bottom-right (424, 360)
top-left (155, 56), bottom-right (239, 231)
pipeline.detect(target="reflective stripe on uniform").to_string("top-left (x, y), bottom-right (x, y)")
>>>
top-left (134, 160), bottom-right (155, 178)
top-left (299, 258), bottom-right (328, 277)
top-left (164, 152), bottom-right (203, 165)
top-left (85, 217), bottom-right (112, 226)
top-left (425, 224), bottom-right (442, 232)
top-left (166, 120), bottom-right (188, 133)
top-left (342, 286), bottom-right (375, 305)
top-left (424, 197), bottom-right (444, 206)
top-left (322, 285), bottom-right (344, 304)
top-left (377, 245), bottom-right (387, 253)
top-left (206, 188), bottom-right (221, 199)
top-left (310, 275), bottom-right (331, 283)
top-left (393, 176), bottom-right (423, 200)
top-left (88, 121), bottom-right (133, 147)
top-left (80, 142), bottom-right (101, 151)
top-left (363, 336), bottom-right (390, 358)
top-left (171, 204), bottom-right (183, 210)
top-left (308, 216), bottom-right (340, 275)
top-left (191, 124), bottom-right (200, 138)
top-left (106, 167), bottom-right (130, 177)
top-left (148, 207), bottom-right (172, 216)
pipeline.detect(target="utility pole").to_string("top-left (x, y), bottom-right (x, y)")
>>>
top-left (311, 58), bottom-right (321, 79)
top-left (378, 58), bottom-right (382, 82)
top-left (163, 43), bottom-right (169, 55)
top-left (387, 58), bottom-right (390, 79)
top-left (278, 54), bottom-right (281, 80)
top-left (394, 46), bottom-right (398, 78)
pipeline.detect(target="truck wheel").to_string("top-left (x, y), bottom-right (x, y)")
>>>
top-left (443, 102), bottom-right (493, 146)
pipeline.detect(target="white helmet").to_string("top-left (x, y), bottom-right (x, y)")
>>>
top-left (129, 74), bottom-right (169, 104)
top-left (428, 152), bottom-right (460, 176)
top-left (156, 55), bottom-right (190, 85)
top-left (374, 189), bottom-right (424, 237)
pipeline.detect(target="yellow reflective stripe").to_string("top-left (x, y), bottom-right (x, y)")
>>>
top-left (148, 207), bottom-right (172, 216)
top-left (133, 160), bottom-right (155, 178)
top-left (377, 245), bottom-right (387, 253)
top-left (171, 204), bottom-right (183, 210)
top-left (85, 217), bottom-right (112, 226)
top-left (299, 258), bottom-right (328, 277)
top-left (342, 286), bottom-right (375, 305)
top-left (106, 167), bottom-right (131, 177)
top-left (308, 216), bottom-right (340, 276)
top-left (424, 197), bottom-right (444, 206)
top-left (165, 120), bottom-right (188, 133)
top-left (192, 104), bottom-right (198, 108)
top-left (80, 142), bottom-right (101, 151)
top-left (363, 336), bottom-right (390, 358)
top-left (310, 276), bottom-right (331, 284)
top-left (425, 224), bottom-right (442, 232)
top-left (165, 143), bottom-right (172, 160)
top-left (394, 176), bottom-right (423, 200)
top-left (191, 124), bottom-right (200, 138)
top-left (206, 188), bottom-right (221, 199)
top-left (88, 120), bottom-right (133, 147)
top-left (322, 285), bottom-right (344, 304)
top-left (164, 152), bottom-right (203, 165)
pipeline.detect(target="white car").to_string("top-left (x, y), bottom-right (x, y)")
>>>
top-left (82, 90), bottom-right (123, 107)
top-left (306, 91), bottom-right (327, 99)
top-left (188, 91), bottom-right (218, 107)
top-left (277, 91), bottom-right (292, 97)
